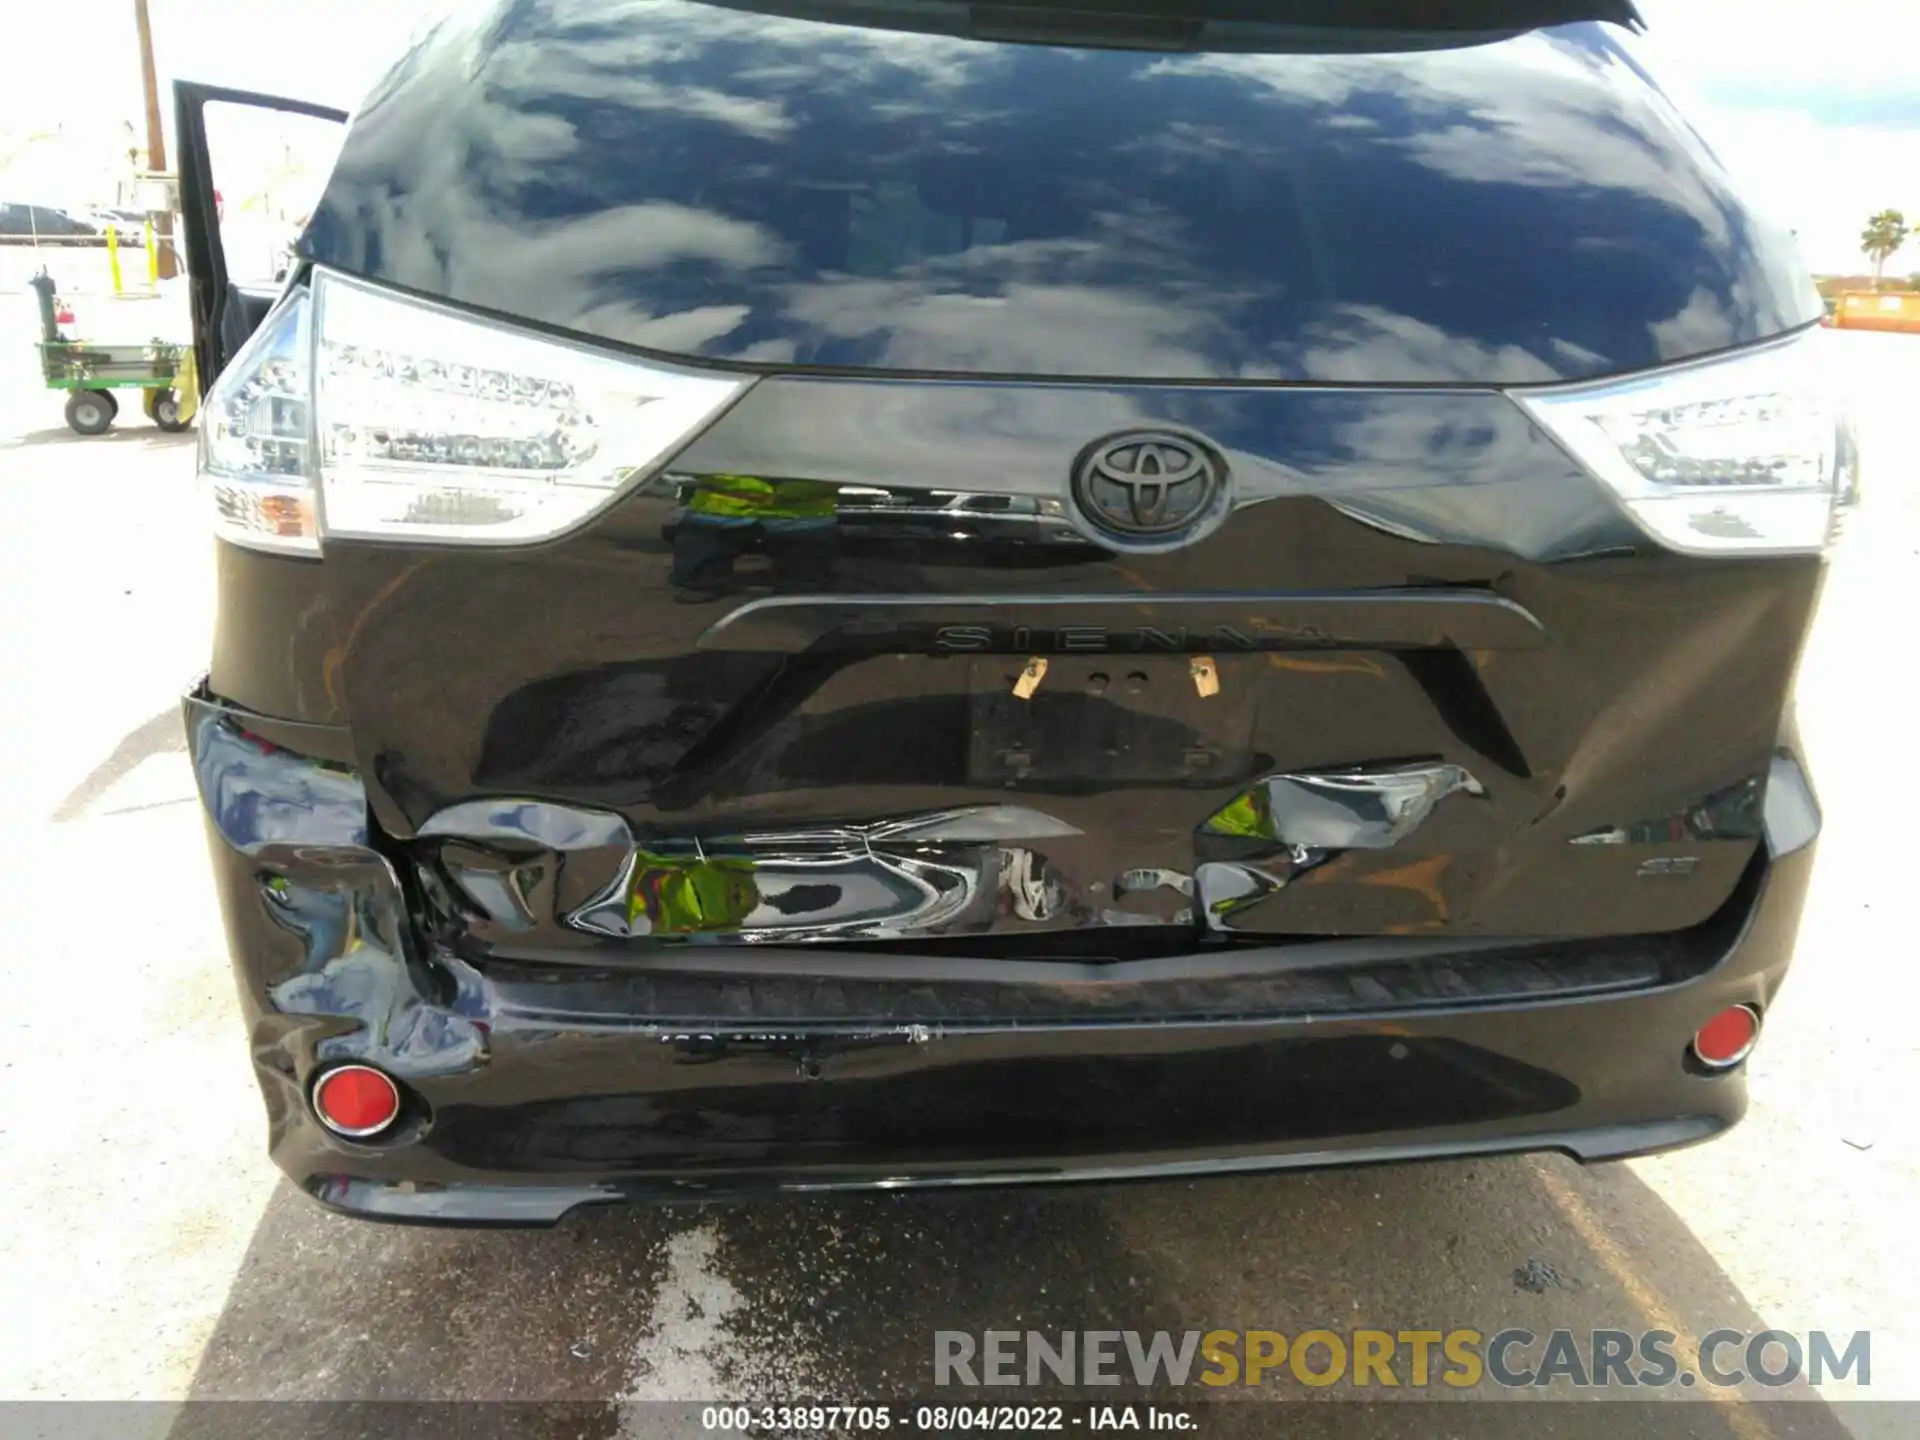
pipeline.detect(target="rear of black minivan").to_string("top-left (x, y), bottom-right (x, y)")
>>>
top-left (180, 0), bottom-right (1845, 1222)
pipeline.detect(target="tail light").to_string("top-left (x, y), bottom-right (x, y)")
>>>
top-left (1514, 327), bottom-right (1859, 556)
top-left (198, 271), bottom-right (749, 554)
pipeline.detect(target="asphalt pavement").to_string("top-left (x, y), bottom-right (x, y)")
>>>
top-left (0, 289), bottom-right (1913, 1437)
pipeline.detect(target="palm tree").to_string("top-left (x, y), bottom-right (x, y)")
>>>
top-left (1860, 210), bottom-right (1910, 289)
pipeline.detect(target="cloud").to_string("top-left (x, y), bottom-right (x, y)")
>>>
top-left (1691, 110), bottom-right (1920, 274)
top-left (1647, 283), bottom-right (1748, 355)
top-left (1632, 0), bottom-right (1920, 272)
top-left (778, 270), bottom-right (1235, 378)
top-left (1152, 36), bottom-right (1741, 252)
top-left (1159, 19), bottom-right (1919, 278)
top-left (1635, 0), bottom-right (1920, 98)
top-left (1297, 305), bottom-right (1566, 385)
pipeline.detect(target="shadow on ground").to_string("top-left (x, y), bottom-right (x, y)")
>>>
top-left (169, 1152), bottom-right (1859, 1439)
top-left (51, 704), bottom-right (188, 823)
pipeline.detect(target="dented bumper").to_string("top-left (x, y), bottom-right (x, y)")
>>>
top-left (188, 686), bottom-right (1821, 1226)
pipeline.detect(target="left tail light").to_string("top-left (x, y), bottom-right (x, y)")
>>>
top-left (197, 271), bottom-right (750, 555)
top-left (1514, 326), bottom-right (1859, 557)
top-left (199, 287), bottom-right (315, 551)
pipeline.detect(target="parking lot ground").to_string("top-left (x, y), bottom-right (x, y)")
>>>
top-left (1, 291), bottom-right (1914, 1435)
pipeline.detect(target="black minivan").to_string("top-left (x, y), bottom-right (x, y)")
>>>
top-left (179, 0), bottom-right (1848, 1223)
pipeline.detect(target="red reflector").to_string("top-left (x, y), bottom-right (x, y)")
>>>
top-left (1692, 1006), bottom-right (1760, 1069)
top-left (312, 1065), bottom-right (401, 1137)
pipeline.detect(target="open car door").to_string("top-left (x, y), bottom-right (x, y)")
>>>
top-left (173, 82), bottom-right (348, 390)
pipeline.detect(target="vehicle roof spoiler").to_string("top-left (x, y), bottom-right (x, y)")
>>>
top-left (693, 0), bottom-right (1643, 52)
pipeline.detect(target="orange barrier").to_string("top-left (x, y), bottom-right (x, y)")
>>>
top-left (1833, 290), bottom-right (1920, 334)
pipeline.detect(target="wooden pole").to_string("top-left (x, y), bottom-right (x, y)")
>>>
top-left (134, 0), bottom-right (177, 279)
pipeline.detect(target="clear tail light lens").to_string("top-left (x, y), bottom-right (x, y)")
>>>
top-left (312, 271), bottom-right (747, 544)
top-left (196, 270), bottom-right (750, 554)
top-left (200, 288), bottom-right (317, 553)
top-left (1514, 328), bottom-right (1859, 556)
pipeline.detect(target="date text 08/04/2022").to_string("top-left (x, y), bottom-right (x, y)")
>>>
top-left (700, 1405), bottom-right (1194, 1432)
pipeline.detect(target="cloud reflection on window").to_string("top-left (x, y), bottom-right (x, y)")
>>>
top-left (306, 2), bottom-right (1816, 383)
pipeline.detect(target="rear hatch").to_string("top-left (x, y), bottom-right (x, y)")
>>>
top-left (202, 0), bottom-right (1832, 955)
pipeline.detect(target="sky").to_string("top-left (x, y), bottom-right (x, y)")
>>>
top-left (1633, 0), bottom-right (1920, 275)
top-left (1, 0), bottom-right (1915, 276)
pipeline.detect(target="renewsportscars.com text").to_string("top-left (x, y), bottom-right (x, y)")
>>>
top-left (933, 1329), bottom-right (1871, 1390)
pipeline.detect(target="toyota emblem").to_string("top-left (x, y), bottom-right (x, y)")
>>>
top-left (1070, 430), bottom-right (1225, 543)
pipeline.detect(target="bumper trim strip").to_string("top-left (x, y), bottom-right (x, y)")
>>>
top-left (307, 1115), bottom-right (1724, 1226)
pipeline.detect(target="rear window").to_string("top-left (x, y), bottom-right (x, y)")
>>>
top-left (312, 0), bottom-right (1806, 382)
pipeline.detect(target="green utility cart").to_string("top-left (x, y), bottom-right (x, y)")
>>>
top-left (40, 338), bottom-right (194, 435)
top-left (27, 269), bottom-right (196, 436)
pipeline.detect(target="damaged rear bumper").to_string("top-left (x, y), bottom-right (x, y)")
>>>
top-left (188, 686), bottom-right (1821, 1226)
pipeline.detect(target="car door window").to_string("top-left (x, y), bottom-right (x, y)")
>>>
top-left (174, 82), bottom-right (348, 384)
top-left (201, 100), bottom-right (349, 287)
